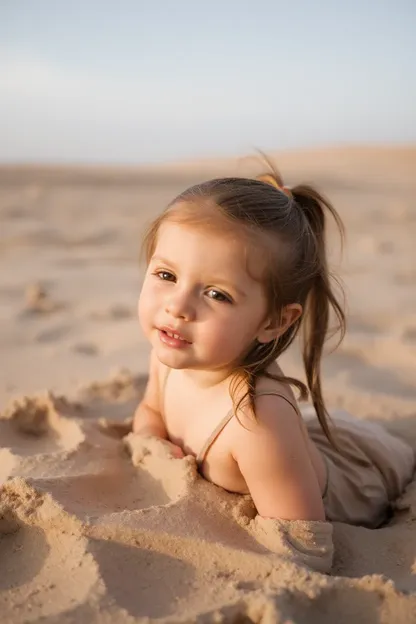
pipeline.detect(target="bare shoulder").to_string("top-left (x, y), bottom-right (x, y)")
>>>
top-left (231, 390), bottom-right (325, 521)
top-left (231, 361), bottom-right (303, 442)
top-left (232, 390), bottom-right (305, 453)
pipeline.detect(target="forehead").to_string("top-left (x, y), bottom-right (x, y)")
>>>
top-left (153, 220), bottom-right (267, 282)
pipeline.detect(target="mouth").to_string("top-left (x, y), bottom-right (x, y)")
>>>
top-left (159, 327), bottom-right (191, 345)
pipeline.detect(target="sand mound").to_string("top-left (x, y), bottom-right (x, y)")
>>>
top-left (1, 376), bottom-right (415, 623)
top-left (0, 393), bottom-right (84, 455)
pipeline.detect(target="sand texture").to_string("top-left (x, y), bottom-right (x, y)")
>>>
top-left (1, 146), bottom-right (416, 622)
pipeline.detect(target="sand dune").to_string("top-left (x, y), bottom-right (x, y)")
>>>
top-left (1, 146), bottom-right (416, 622)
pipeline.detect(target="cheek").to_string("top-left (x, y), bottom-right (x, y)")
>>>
top-left (137, 281), bottom-right (155, 328)
top-left (202, 311), bottom-right (251, 345)
top-left (137, 293), bottom-right (146, 329)
top-left (211, 308), bottom-right (261, 344)
top-left (200, 318), bottom-right (255, 363)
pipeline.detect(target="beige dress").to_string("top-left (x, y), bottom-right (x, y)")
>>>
top-left (193, 393), bottom-right (415, 529)
top-left (302, 407), bottom-right (415, 527)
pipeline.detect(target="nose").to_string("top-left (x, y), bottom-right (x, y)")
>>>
top-left (165, 289), bottom-right (195, 321)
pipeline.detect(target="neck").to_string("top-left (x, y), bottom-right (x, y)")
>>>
top-left (179, 366), bottom-right (235, 391)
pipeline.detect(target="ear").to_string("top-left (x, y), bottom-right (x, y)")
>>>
top-left (256, 303), bottom-right (303, 344)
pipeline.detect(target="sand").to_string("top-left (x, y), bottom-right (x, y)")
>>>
top-left (1, 146), bottom-right (416, 623)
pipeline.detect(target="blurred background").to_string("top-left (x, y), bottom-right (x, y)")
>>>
top-left (1, 0), bottom-right (415, 164)
top-left (0, 1), bottom-right (415, 415)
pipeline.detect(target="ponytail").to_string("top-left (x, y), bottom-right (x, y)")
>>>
top-left (291, 185), bottom-right (346, 449)
top-left (161, 155), bottom-right (347, 451)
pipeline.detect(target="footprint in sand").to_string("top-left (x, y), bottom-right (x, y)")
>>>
top-left (29, 465), bottom-right (173, 519)
top-left (8, 419), bottom-right (193, 521)
top-left (89, 304), bottom-right (133, 321)
top-left (72, 342), bottom-right (99, 356)
top-left (87, 539), bottom-right (194, 619)
top-left (80, 369), bottom-right (147, 403)
top-left (97, 418), bottom-right (133, 439)
top-left (35, 323), bottom-right (72, 343)
top-left (0, 393), bottom-right (84, 456)
top-left (87, 524), bottom-right (269, 620)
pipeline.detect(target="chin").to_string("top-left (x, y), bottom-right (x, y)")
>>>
top-left (153, 347), bottom-right (189, 369)
top-left (158, 358), bottom-right (186, 369)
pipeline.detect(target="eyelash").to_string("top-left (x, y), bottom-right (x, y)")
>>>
top-left (152, 270), bottom-right (232, 303)
top-left (154, 270), bottom-right (175, 282)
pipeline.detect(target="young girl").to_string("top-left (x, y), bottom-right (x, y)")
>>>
top-left (133, 162), bottom-right (415, 529)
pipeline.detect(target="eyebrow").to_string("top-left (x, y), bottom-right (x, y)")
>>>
top-left (151, 255), bottom-right (177, 268)
top-left (150, 255), bottom-right (248, 299)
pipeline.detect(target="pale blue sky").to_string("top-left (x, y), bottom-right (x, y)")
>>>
top-left (1, 1), bottom-right (415, 164)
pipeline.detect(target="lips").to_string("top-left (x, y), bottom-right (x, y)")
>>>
top-left (159, 326), bottom-right (191, 344)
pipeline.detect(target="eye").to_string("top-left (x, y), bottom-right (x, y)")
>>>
top-left (154, 270), bottom-right (176, 282)
top-left (206, 288), bottom-right (232, 303)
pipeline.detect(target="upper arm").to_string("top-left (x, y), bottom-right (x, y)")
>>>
top-left (133, 349), bottom-right (167, 437)
top-left (232, 398), bottom-right (325, 521)
top-left (142, 349), bottom-right (163, 412)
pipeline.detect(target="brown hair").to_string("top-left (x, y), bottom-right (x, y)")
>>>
top-left (142, 158), bottom-right (346, 448)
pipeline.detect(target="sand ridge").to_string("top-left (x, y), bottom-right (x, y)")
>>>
top-left (1, 371), bottom-right (415, 623)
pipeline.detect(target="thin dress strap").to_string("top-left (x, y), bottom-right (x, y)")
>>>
top-left (255, 391), bottom-right (311, 447)
top-left (194, 389), bottom-right (329, 501)
top-left (196, 391), bottom-right (302, 467)
top-left (196, 409), bottom-right (234, 466)
top-left (254, 391), bottom-right (302, 416)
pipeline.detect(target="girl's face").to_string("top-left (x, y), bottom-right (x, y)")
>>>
top-left (138, 219), bottom-right (270, 375)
